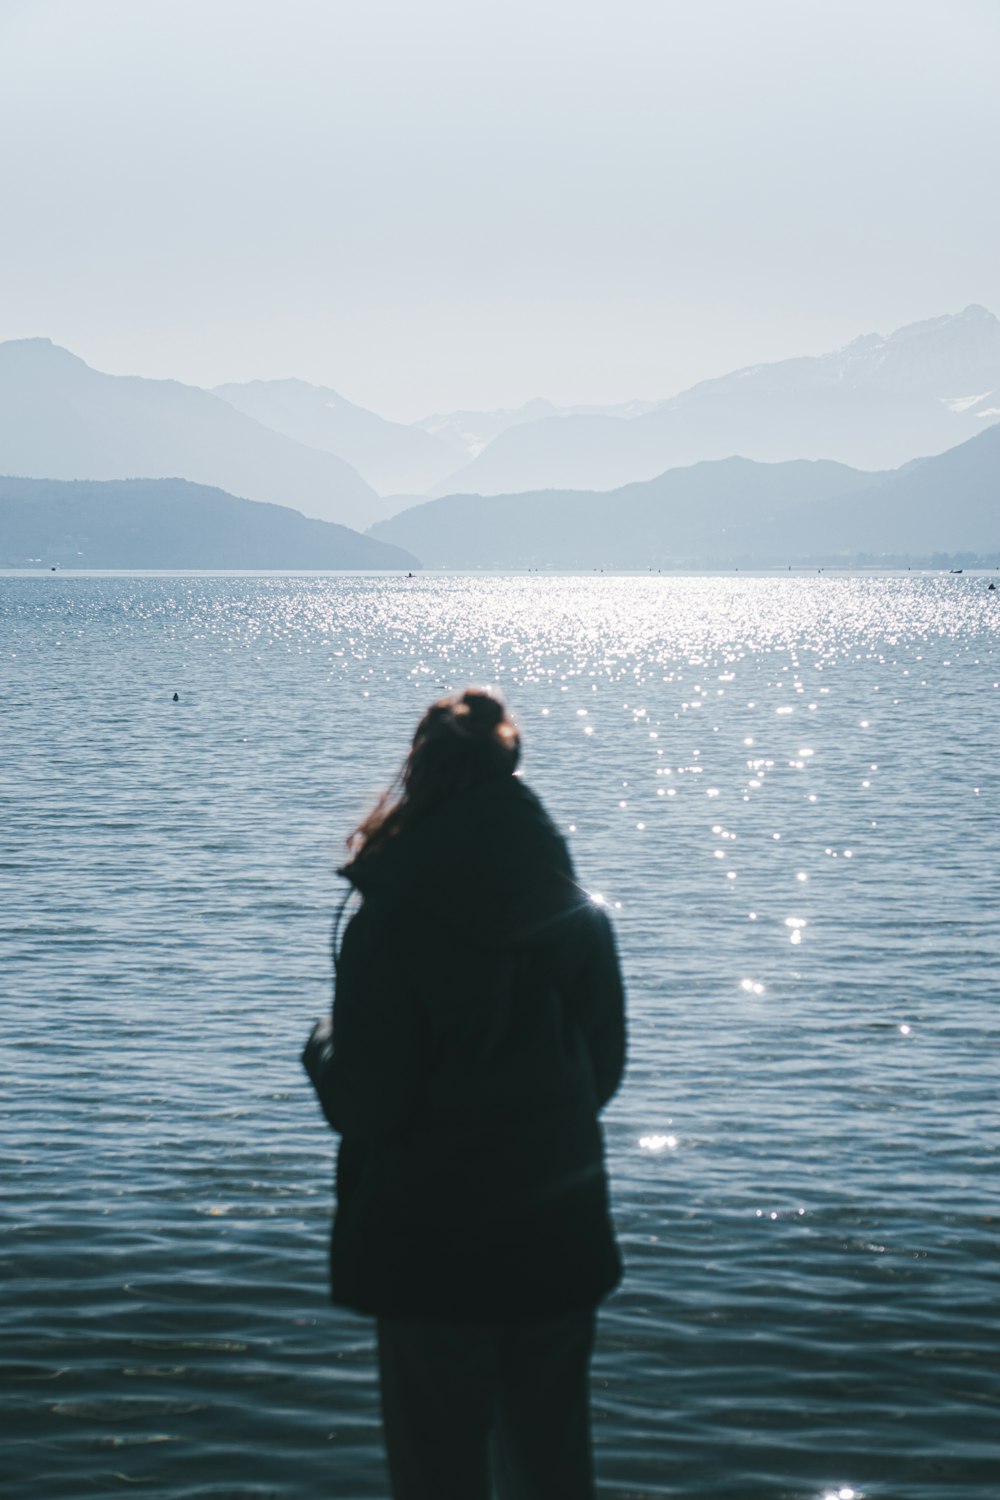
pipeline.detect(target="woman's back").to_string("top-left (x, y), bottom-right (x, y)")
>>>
top-left (324, 773), bottom-right (625, 1320)
top-left (303, 688), bottom-right (626, 1498)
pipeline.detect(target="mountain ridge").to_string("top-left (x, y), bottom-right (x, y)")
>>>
top-left (0, 340), bottom-right (382, 530)
top-left (212, 378), bottom-right (462, 500)
top-left (9, 307), bottom-right (1000, 513)
top-left (370, 423), bottom-right (1000, 569)
top-left (0, 475), bottom-right (419, 570)
top-left (423, 306), bottom-right (1000, 496)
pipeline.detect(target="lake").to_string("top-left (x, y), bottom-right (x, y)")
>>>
top-left (2, 571), bottom-right (998, 1500)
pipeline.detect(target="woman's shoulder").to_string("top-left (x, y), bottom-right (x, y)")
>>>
top-left (491, 773), bottom-right (562, 834)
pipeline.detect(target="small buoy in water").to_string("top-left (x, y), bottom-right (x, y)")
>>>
top-left (172, 692), bottom-right (180, 701)
top-left (989, 582), bottom-right (996, 591)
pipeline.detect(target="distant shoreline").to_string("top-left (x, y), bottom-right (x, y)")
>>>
top-left (3, 564), bottom-right (998, 580)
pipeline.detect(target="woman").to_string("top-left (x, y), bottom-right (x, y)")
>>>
top-left (303, 688), bottom-right (626, 1500)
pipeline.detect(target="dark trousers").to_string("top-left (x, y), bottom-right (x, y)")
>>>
top-left (376, 1308), bottom-right (597, 1500)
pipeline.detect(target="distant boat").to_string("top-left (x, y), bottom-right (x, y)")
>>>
top-left (950, 568), bottom-right (963, 574)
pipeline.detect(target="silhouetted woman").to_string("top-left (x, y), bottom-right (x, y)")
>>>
top-left (303, 688), bottom-right (626, 1500)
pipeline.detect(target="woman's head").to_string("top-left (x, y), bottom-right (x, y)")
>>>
top-left (348, 688), bottom-right (520, 859)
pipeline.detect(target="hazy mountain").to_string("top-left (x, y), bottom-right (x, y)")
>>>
top-left (775, 420), bottom-right (1000, 561)
top-left (212, 378), bottom-right (461, 500)
top-left (413, 396), bottom-right (657, 465)
top-left (426, 306), bottom-right (1000, 496)
top-left (371, 457), bottom-right (880, 568)
top-left (371, 423), bottom-right (1000, 568)
top-left (413, 399), bottom-right (563, 462)
top-left (0, 476), bottom-right (419, 570)
top-left (0, 339), bottom-right (381, 530)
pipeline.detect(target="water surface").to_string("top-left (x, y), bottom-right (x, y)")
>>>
top-left (2, 572), bottom-right (998, 1499)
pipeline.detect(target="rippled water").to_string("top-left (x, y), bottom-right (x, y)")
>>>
top-left (2, 571), bottom-right (998, 1500)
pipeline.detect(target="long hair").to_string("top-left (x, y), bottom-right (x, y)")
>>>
top-left (347, 688), bottom-right (521, 861)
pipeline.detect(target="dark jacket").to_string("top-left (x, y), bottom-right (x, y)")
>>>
top-left (304, 774), bottom-right (626, 1321)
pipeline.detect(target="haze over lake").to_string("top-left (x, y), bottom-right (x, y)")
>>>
top-left (3, 570), bottom-right (998, 1500)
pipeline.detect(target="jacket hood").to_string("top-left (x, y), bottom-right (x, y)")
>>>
top-left (339, 775), bottom-right (584, 949)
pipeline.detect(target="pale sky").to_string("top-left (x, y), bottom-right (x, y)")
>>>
top-left (1, 0), bottom-right (998, 421)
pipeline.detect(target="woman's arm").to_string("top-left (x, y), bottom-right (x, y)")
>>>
top-left (550, 899), bottom-right (626, 1110)
top-left (303, 900), bottom-right (427, 1139)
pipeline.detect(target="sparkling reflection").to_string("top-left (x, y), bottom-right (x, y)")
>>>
top-left (638, 1134), bottom-right (678, 1153)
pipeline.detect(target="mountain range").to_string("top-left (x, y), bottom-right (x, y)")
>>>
top-left (0, 339), bottom-right (381, 530)
top-left (212, 378), bottom-right (462, 499)
top-left (207, 386), bottom-right (666, 496)
top-left (410, 396), bottom-right (660, 465)
top-left (2, 306), bottom-right (999, 569)
top-left (421, 306), bottom-right (1000, 496)
top-left (0, 476), bottom-right (417, 571)
top-left (370, 423), bottom-right (1000, 569)
top-left (6, 307), bottom-right (999, 523)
